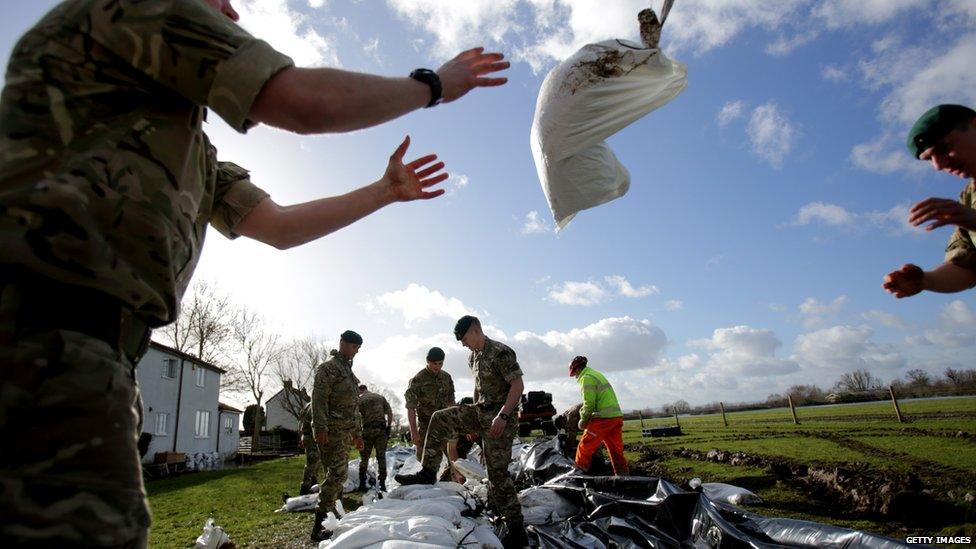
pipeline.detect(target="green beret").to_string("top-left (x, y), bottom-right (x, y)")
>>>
top-left (426, 347), bottom-right (445, 361)
top-left (340, 330), bottom-right (363, 345)
top-left (907, 104), bottom-right (976, 158)
top-left (454, 315), bottom-right (478, 340)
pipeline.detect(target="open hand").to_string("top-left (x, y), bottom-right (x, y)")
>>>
top-left (909, 197), bottom-right (976, 232)
top-left (883, 264), bottom-right (924, 298)
top-left (437, 47), bottom-right (509, 103)
top-left (383, 136), bottom-right (447, 202)
top-left (489, 415), bottom-right (506, 438)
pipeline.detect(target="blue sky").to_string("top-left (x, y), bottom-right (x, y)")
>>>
top-left (3, 0), bottom-right (975, 412)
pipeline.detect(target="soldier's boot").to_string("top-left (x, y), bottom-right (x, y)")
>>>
top-left (378, 476), bottom-right (387, 492)
top-left (357, 469), bottom-right (368, 492)
top-left (393, 467), bottom-right (436, 485)
top-left (298, 482), bottom-right (313, 496)
top-left (501, 523), bottom-right (529, 548)
top-left (309, 511), bottom-right (332, 542)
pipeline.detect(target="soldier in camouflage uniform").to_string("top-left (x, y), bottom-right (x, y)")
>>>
top-left (357, 384), bottom-right (393, 491)
top-left (310, 330), bottom-right (364, 542)
top-left (0, 0), bottom-right (508, 544)
top-left (396, 316), bottom-right (528, 548)
top-left (299, 401), bottom-right (321, 495)
top-left (554, 402), bottom-right (584, 456)
top-left (885, 104), bottom-right (976, 299)
top-left (404, 347), bottom-right (456, 464)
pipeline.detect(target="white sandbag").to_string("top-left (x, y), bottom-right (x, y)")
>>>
top-left (531, 36), bottom-right (687, 229)
top-left (323, 515), bottom-right (501, 549)
top-left (452, 457), bottom-right (487, 481)
top-left (702, 482), bottom-right (762, 505)
top-left (519, 486), bottom-right (580, 525)
top-left (277, 493), bottom-right (319, 513)
top-left (194, 518), bottom-right (231, 549)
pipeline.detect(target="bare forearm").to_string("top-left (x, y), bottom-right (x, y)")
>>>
top-left (447, 440), bottom-right (458, 462)
top-left (407, 408), bottom-right (417, 436)
top-left (924, 262), bottom-right (976, 293)
top-left (237, 182), bottom-right (395, 249)
top-left (500, 377), bottom-right (523, 416)
top-left (251, 67), bottom-right (430, 134)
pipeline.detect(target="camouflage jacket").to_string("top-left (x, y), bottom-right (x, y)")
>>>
top-left (312, 351), bottom-right (362, 435)
top-left (945, 179), bottom-right (976, 271)
top-left (404, 367), bottom-right (455, 420)
top-left (0, 0), bottom-right (294, 326)
top-left (560, 403), bottom-right (583, 436)
top-left (470, 337), bottom-right (523, 409)
top-left (358, 391), bottom-right (392, 430)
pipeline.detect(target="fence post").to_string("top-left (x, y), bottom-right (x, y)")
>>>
top-left (672, 406), bottom-right (681, 428)
top-left (639, 410), bottom-right (646, 429)
top-left (720, 402), bottom-right (729, 427)
top-left (889, 386), bottom-right (904, 423)
top-left (787, 395), bottom-right (800, 425)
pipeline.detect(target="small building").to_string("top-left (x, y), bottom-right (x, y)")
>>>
top-left (265, 380), bottom-right (309, 432)
top-left (217, 403), bottom-right (242, 458)
top-left (137, 341), bottom-right (235, 463)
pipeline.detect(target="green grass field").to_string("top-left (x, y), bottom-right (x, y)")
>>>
top-left (146, 396), bottom-right (976, 547)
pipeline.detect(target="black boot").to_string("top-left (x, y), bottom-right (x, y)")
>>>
top-left (298, 482), bottom-right (312, 496)
top-left (309, 511), bottom-right (332, 542)
top-left (378, 477), bottom-right (387, 491)
top-left (393, 467), bottom-right (436, 485)
top-left (357, 470), bottom-right (367, 492)
top-left (501, 524), bottom-right (529, 548)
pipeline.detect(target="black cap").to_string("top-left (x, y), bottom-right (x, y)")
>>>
top-left (426, 347), bottom-right (445, 361)
top-left (907, 104), bottom-right (976, 158)
top-left (358, 384), bottom-right (367, 391)
top-left (340, 330), bottom-right (363, 345)
top-left (454, 315), bottom-right (478, 340)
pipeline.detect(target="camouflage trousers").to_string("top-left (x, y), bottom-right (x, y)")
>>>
top-left (423, 404), bottom-right (523, 526)
top-left (301, 434), bottom-right (321, 490)
top-left (358, 427), bottom-right (388, 482)
top-left (316, 429), bottom-right (353, 513)
top-left (0, 323), bottom-right (150, 547)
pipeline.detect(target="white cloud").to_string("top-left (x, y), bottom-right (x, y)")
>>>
top-left (861, 310), bottom-right (909, 330)
top-left (811, 0), bottom-right (919, 30)
top-left (850, 133), bottom-right (925, 175)
top-left (790, 201), bottom-right (914, 235)
top-left (365, 283), bottom-right (476, 325)
top-left (821, 64), bottom-right (848, 83)
top-left (604, 275), bottom-right (659, 298)
top-left (717, 100), bottom-right (745, 127)
top-left (386, 0), bottom-right (522, 60)
top-left (548, 281), bottom-right (607, 306)
top-left (236, 0), bottom-right (339, 67)
top-left (799, 295), bottom-right (847, 329)
top-left (765, 30), bottom-right (818, 56)
top-left (793, 325), bottom-right (905, 371)
top-left (747, 102), bottom-right (797, 168)
top-left (355, 332), bottom-right (464, 387)
top-left (363, 37), bottom-right (382, 64)
top-left (308, 0), bottom-right (326, 7)
top-left (521, 210), bottom-right (553, 235)
top-left (690, 325), bottom-right (799, 377)
top-left (548, 275), bottom-right (658, 305)
top-left (914, 300), bottom-right (976, 348)
top-left (664, 300), bottom-right (684, 311)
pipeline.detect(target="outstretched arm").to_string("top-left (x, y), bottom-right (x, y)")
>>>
top-left (249, 47), bottom-right (509, 134)
top-left (235, 136), bottom-right (447, 249)
top-left (883, 262), bottom-right (976, 298)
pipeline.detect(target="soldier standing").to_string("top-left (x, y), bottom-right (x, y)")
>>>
top-left (356, 384), bottom-right (393, 491)
top-left (404, 347), bottom-right (456, 467)
top-left (298, 401), bottom-right (321, 495)
top-left (0, 0), bottom-right (508, 544)
top-left (396, 316), bottom-right (528, 548)
top-left (310, 331), bottom-right (364, 542)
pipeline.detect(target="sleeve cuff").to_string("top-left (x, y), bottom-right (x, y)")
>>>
top-left (208, 39), bottom-right (294, 133)
top-left (211, 179), bottom-right (269, 239)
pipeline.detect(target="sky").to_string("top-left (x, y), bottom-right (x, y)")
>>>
top-left (2, 0), bottom-right (976, 413)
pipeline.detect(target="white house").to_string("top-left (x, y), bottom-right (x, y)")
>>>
top-left (265, 381), bottom-right (308, 432)
top-left (137, 341), bottom-right (239, 463)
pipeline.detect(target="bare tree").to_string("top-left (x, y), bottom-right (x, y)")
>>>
top-left (155, 280), bottom-right (233, 364)
top-left (274, 336), bottom-right (331, 424)
top-left (905, 368), bottom-right (931, 386)
top-left (833, 369), bottom-right (882, 393)
top-left (787, 384), bottom-right (825, 405)
top-left (226, 308), bottom-right (281, 453)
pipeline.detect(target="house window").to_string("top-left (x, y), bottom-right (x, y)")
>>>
top-left (195, 367), bottom-right (205, 387)
top-left (162, 359), bottom-right (178, 379)
top-left (195, 410), bottom-right (210, 438)
top-left (223, 416), bottom-right (234, 435)
top-left (155, 412), bottom-right (168, 436)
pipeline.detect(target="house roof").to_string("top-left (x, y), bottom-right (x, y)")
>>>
top-left (148, 340), bottom-right (227, 374)
top-left (219, 402), bottom-right (243, 414)
top-left (267, 383), bottom-right (310, 404)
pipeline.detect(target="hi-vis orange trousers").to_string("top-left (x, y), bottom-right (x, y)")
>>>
top-left (575, 416), bottom-right (629, 475)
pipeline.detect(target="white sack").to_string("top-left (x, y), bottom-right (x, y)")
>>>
top-left (518, 486), bottom-right (580, 525)
top-left (531, 39), bottom-right (687, 229)
top-left (702, 482), bottom-right (762, 505)
top-left (194, 518), bottom-right (230, 549)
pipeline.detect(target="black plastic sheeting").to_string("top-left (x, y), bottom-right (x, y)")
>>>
top-left (512, 437), bottom-right (913, 549)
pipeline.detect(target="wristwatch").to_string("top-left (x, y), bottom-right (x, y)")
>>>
top-left (409, 68), bottom-right (443, 108)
